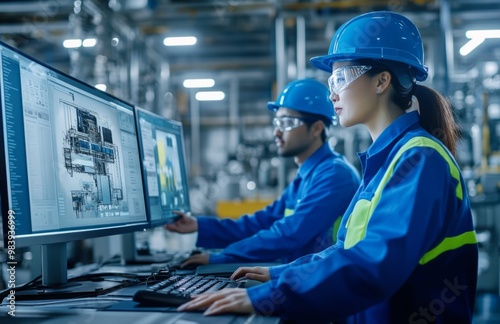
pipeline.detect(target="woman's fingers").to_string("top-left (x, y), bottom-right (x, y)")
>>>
top-left (178, 288), bottom-right (254, 316)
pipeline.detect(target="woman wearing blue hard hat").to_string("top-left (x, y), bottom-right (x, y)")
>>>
top-left (179, 11), bottom-right (478, 323)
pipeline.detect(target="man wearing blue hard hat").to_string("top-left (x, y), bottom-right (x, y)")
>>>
top-left (179, 11), bottom-right (478, 323)
top-left (165, 78), bottom-right (360, 267)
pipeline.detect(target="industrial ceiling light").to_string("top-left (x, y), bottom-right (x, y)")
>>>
top-left (460, 38), bottom-right (485, 56)
top-left (465, 30), bottom-right (500, 38)
top-left (163, 36), bottom-right (197, 46)
top-left (63, 39), bottom-right (82, 48)
top-left (95, 84), bottom-right (107, 91)
top-left (63, 38), bottom-right (97, 48)
top-left (195, 91), bottom-right (225, 101)
top-left (183, 79), bottom-right (215, 88)
top-left (460, 29), bottom-right (500, 56)
top-left (82, 38), bottom-right (97, 47)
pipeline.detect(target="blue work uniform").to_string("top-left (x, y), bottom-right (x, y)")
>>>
top-left (195, 142), bottom-right (360, 264)
top-left (248, 112), bottom-right (478, 323)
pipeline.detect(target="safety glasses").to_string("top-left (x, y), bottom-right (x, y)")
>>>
top-left (328, 65), bottom-right (372, 95)
top-left (272, 116), bottom-right (317, 132)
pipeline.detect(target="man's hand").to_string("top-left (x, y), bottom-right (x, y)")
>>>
top-left (178, 288), bottom-right (254, 316)
top-left (164, 211), bottom-right (198, 233)
top-left (230, 266), bottom-right (271, 282)
top-left (181, 253), bottom-right (210, 268)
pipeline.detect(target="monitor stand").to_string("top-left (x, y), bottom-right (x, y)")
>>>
top-left (121, 232), bottom-right (174, 265)
top-left (15, 243), bottom-right (128, 300)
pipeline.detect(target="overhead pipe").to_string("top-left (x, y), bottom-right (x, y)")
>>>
top-left (275, 14), bottom-right (287, 193)
top-left (229, 77), bottom-right (240, 155)
top-left (439, 0), bottom-right (453, 94)
top-left (296, 15), bottom-right (306, 79)
top-left (482, 91), bottom-right (490, 169)
top-left (190, 92), bottom-right (201, 177)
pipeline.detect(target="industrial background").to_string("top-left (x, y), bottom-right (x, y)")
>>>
top-left (1, 0), bottom-right (500, 321)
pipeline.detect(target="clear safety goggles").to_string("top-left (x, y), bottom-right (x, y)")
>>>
top-left (328, 65), bottom-right (372, 95)
top-left (272, 116), bottom-right (317, 132)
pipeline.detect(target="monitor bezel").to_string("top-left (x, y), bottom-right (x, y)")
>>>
top-left (0, 40), bottom-right (149, 248)
top-left (134, 106), bottom-right (191, 228)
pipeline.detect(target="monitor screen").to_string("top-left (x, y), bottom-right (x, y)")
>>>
top-left (0, 41), bottom-right (148, 293)
top-left (135, 107), bottom-right (190, 227)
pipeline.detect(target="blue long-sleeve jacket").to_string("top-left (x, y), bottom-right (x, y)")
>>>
top-left (195, 142), bottom-right (360, 264)
top-left (248, 112), bottom-right (478, 323)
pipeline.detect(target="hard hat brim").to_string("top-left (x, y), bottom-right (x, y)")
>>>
top-left (267, 101), bottom-right (279, 111)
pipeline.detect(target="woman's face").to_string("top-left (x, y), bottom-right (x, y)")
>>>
top-left (329, 62), bottom-right (378, 128)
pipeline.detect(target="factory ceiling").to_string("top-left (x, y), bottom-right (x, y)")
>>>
top-left (1, 0), bottom-right (500, 117)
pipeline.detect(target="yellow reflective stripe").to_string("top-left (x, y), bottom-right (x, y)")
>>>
top-left (331, 216), bottom-right (342, 244)
top-left (419, 231), bottom-right (478, 265)
top-left (407, 137), bottom-right (463, 200)
top-left (344, 136), bottom-right (464, 250)
top-left (385, 137), bottom-right (462, 200)
top-left (344, 199), bottom-right (371, 249)
top-left (284, 208), bottom-right (294, 217)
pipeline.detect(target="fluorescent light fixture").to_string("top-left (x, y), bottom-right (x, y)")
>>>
top-left (63, 38), bottom-right (98, 48)
top-left (465, 30), bottom-right (500, 39)
top-left (460, 38), bottom-right (485, 56)
top-left (63, 39), bottom-right (82, 48)
top-left (195, 91), bottom-right (225, 101)
top-left (460, 29), bottom-right (500, 56)
top-left (82, 38), bottom-right (97, 47)
top-left (460, 38), bottom-right (484, 56)
top-left (163, 36), bottom-right (197, 46)
top-left (183, 78), bottom-right (215, 88)
top-left (95, 84), bottom-right (107, 91)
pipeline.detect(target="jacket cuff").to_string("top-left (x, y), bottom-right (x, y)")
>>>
top-left (195, 216), bottom-right (212, 246)
top-left (269, 264), bottom-right (289, 279)
top-left (247, 282), bottom-right (283, 317)
top-left (207, 253), bottom-right (226, 264)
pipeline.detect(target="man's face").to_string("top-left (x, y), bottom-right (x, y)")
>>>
top-left (273, 108), bottom-right (315, 158)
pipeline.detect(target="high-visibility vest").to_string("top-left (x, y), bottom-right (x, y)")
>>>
top-left (343, 136), bottom-right (477, 264)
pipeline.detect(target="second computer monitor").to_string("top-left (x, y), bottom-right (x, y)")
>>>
top-left (135, 107), bottom-right (190, 227)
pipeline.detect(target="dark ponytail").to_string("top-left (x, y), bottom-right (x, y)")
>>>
top-left (355, 59), bottom-right (462, 157)
top-left (413, 84), bottom-right (462, 157)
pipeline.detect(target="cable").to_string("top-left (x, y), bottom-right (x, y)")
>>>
top-left (0, 274), bottom-right (42, 302)
top-left (0, 296), bottom-right (129, 307)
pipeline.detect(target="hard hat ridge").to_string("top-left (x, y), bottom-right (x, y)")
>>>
top-left (310, 11), bottom-right (428, 82)
top-left (267, 79), bottom-right (334, 124)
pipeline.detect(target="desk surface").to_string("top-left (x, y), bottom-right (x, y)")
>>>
top-left (1, 263), bottom-right (280, 323)
top-left (0, 307), bottom-right (280, 324)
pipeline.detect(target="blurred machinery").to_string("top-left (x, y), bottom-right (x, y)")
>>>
top-left (455, 73), bottom-right (500, 294)
top-left (189, 136), bottom-right (280, 218)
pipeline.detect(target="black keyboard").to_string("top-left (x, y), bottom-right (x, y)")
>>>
top-left (133, 274), bottom-right (244, 307)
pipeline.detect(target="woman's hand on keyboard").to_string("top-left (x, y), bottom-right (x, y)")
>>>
top-left (177, 288), bottom-right (254, 316)
top-left (164, 211), bottom-right (198, 233)
top-left (230, 266), bottom-right (270, 282)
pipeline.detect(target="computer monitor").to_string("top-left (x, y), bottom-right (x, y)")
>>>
top-left (0, 41), bottom-right (148, 298)
top-left (120, 108), bottom-right (191, 264)
top-left (135, 107), bottom-right (190, 228)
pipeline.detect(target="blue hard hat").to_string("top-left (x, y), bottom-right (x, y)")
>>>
top-left (267, 79), bottom-right (334, 124)
top-left (310, 11), bottom-right (428, 82)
